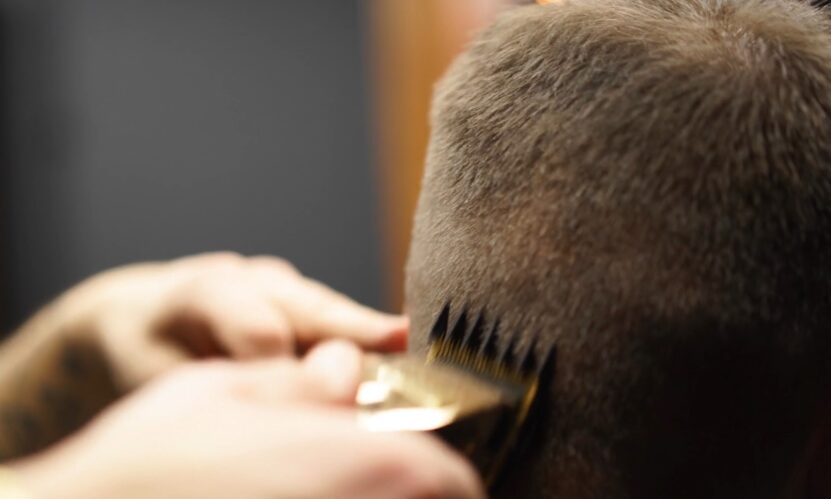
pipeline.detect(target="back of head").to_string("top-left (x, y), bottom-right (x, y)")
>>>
top-left (405, 1), bottom-right (831, 497)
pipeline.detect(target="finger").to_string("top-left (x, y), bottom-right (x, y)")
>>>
top-left (247, 255), bottom-right (300, 277)
top-left (99, 313), bottom-right (192, 389)
top-left (173, 272), bottom-right (295, 358)
top-left (302, 340), bottom-right (363, 404)
top-left (283, 281), bottom-right (407, 351)
top-left (231, 361), bottom-right (314, 403)
top-left (231, 357), bottom-right (357, 406)
top-left (248, 262), bottom-right (409, 351)
top-left (155, 311), bottom-right (229, 357)
top-left (399, 433), bottom-right (486, 499)
top-left (130, 342), bottom-right (192, 385)
top-left (364, 433), bottom-right (487, 499)
top-left (171, 251), bottom-right (245, 270)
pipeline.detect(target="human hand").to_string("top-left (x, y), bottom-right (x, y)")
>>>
top-left (55, 252), bottom-right (407, 391)
top-left (13, 341), bottom-right (485, 499)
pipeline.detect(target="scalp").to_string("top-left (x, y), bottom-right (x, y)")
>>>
top-left (407, 1), bottom-right (831, 498)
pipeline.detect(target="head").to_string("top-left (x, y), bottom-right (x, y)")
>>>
top-left (405, 1), bottom-right (831, 498)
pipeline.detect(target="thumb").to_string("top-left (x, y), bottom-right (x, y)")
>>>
top-left (302, 340), bottom-right (363, 404)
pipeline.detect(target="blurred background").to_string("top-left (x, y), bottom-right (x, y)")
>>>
top-left (0, 0), bottom-right (524, 332)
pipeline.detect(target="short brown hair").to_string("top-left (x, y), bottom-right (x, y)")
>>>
top-left (406, 1), bottom-right (831, 497)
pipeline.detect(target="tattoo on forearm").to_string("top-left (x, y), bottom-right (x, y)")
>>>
top-left (0, 408), bottom-right (40, 461)
top-left (0, 336), bottom-right (119, 461)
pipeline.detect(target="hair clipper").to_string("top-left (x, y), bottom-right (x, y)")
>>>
top-left (356, 305), bottom-right (555, 487)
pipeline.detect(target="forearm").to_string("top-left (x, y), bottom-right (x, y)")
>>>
top-left (0, 301), bottom-right (118, 461)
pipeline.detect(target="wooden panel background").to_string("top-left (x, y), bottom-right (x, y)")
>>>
top-left (368, 0), bottom-right (514, 311)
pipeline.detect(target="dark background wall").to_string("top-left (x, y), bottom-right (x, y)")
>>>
top-left (0, 0), bottom-right (383, 331)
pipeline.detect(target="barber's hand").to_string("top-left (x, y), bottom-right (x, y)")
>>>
top-left (13, 341), bottom-right (485, 499)
top-left (57, 252), bottom-right (408, 390)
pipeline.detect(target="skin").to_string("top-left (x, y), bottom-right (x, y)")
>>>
top-left (0, 252), bottom-right (408, 460)
top-left (0, 253), bottom-right (485, 498)
top-left (12, 341), bottom-right (485, 499)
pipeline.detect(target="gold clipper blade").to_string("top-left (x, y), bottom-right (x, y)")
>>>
top-left (356, 303), bottom-right (555, 486)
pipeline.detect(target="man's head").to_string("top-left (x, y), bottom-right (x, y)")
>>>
top-left (406, 1), bottom-right (831, 497)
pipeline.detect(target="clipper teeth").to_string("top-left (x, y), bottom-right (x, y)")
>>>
top-left (423, 303), bottom-right (556, 487)
top-left (501, 338), bottom-right (517, 369)
top-left (517, 334), bottom-right (558, 378)
top-left (430, 304), bottom-right (451, 342)
top-left (482, 319), bottom-right (499, 359)
top-left (449, 309), bottom-right (468, 345)
top-left (519, 341), bottom-right (538, 376)
top-left (466, 312), bottom-right (487, 352)
top-left (428, 303), bottom-right (556, 382)
top-left (540, 344), bottom-right (557, 379)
